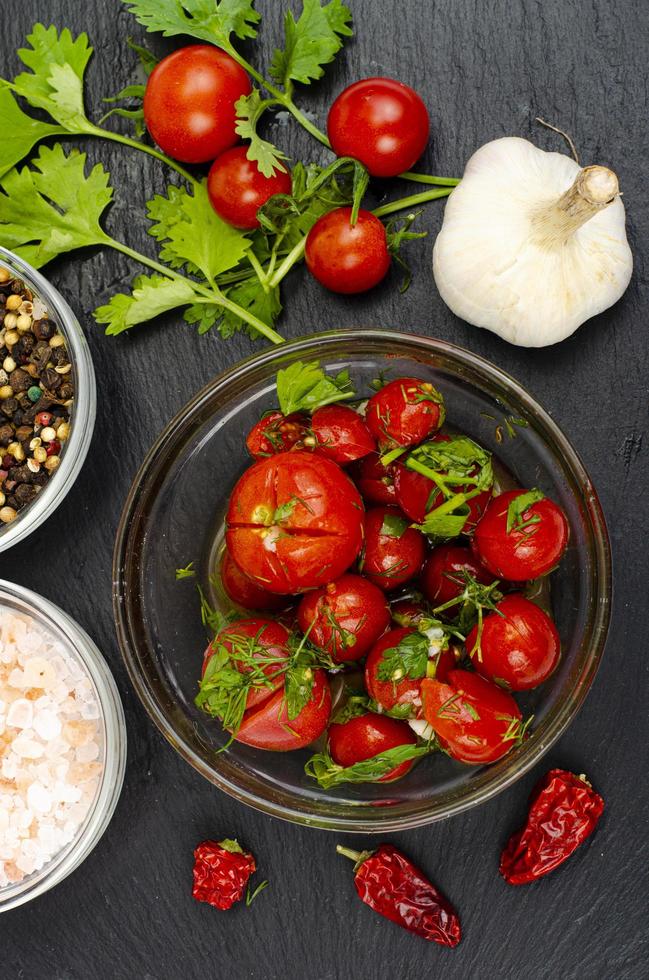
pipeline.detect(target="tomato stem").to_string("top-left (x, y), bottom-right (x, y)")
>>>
top-left (87, 123), bottom-right (199, 187)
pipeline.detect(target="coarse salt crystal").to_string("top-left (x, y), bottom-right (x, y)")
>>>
top-left (6, 698), bottom-right (33, 730)
top-left (33, 709), bottom-right (62, 742)
top-left (27, 782), bottom-right (52, 814)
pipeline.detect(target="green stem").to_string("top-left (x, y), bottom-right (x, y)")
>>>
top-left (399, 172), bottom-right (460, 186)
top-left (374, 187), bottom-right (453, 218)
top-left (87, 123), bottom-right (198, 187)
top-left (247, 249), bottom-right (269, 291)
top-left (268, 238), bottom-right (306, 288)
top-left (105, 238), bottom-right (285, 346)
top-left (406, 457), bottom-right (454, 498)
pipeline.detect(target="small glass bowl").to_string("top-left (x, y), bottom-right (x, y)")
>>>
top-left (0, 581), bottom-right (126, 912)
top-left (114, 330), bottom-right (610, 832)
top-left (0, 247), bottom-right (96, 552)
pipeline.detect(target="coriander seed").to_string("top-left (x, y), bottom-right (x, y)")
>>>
top-left (0, 506), bottom-right (17, 523)
top-left (5, 295), bottom-right (22, 311)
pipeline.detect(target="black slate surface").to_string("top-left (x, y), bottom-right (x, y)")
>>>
top-left (2, 1), bottom-right (648, 977)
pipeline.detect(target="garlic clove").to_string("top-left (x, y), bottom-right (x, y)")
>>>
top-left (432, 137), bottom-right (633, 347)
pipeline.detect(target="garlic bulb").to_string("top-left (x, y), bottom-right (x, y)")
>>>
top-left (432, 137), bottom-right (632, 347)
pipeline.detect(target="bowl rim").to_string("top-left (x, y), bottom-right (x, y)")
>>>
top-left (0, 579), bottom-right (127, 911)
top-left (0, 247), bottom-right (97, 552)
top-left (113, 328), bottom-right (611, 832)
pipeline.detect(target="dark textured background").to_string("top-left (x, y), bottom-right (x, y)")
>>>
top-left (2, 1), bottom-right (648, 977)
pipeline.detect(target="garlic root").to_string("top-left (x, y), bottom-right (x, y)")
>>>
top-left (432, 138), bottom-right (633, 347)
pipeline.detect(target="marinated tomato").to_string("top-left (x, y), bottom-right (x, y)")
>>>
top-left (420, 544), bottom-right (495, 616)
top-left (467, 595), bottom-right (560, 690)
top-left (361, 506), bottom-right (425, 590)
top-left (422, 670), bottom-right (523, 764)
top-left (220, 551), bottom-right (292, 612)
top-left (328, 711), bottom-right (418, 782)
top-left (246, 411), bottom-right (309, 460)
top-left (311, 404), bottom-right (375, 465)
top-left (349, 452), bottom-right (397, 504)
top-left (366, 378), bottom-right (444, 449)
top-left (473, 489), bottom-right (569, 580)
top-left (297, 574), bottom-right (390, 662)
top-left (236, 668), bottom-right (331, 751)
top-left (226, 451), bottom-right (364, 593)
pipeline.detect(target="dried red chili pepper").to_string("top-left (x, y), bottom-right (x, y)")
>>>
top-left (500, 769), bottom-right (604, 885)
top-left (192, 838), bottom-right (259, 910)
top-left (337, 844), bottom-right (461, 946)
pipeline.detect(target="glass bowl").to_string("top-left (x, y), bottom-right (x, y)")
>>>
top-left (0, 247), bottom-right (96, 552)
top-left (113, 330), bottom-right (610, 832)
top-left (0, 580), bottom-right (127, 912)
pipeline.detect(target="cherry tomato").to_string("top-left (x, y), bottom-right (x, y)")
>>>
top-left (473, 490), bottom-right (569, 580)
top-left (220, 551), bottom-right (291, 612)
top-left (390, 596), bottom-right (428, 628)
top-left (349, 452), bottom-right (397, 504)
top-left (365, 627), bottom-right (423, 716)
top-left (143, 45), bottom-right (251, 164)
top-left (237, 669), bottom-right (331, 751)
top-left (394, 434), bottom-right (491, 529)
top-left (467, 595), bottom-right (560, 691)
top-left (311, 405), bottom-right (375, 465)
top-left (246, 411), bottom-right (309, 460)
top-left (297, 573), bottom-right (390, 663)
top-left (328, 711), bottom-right (418, 781)
top-left (305, 208), bottom-right (391, 294)
top-left (365, 378), bottom-right (444, 450)
top-left (421, 669), bottom-right (523, 764)
top-left (327, 77), bottom-right (430, 178)
top-left (361, 506), bottom-right (426, 590)
top-left (226, 451), bottom-right (364, 594)
top-left (207, 147), bottom-right (292, 229)
top-left (420, 544), bottom-right (495, 617)
top-left (201, 618), bottom-right (290, 712)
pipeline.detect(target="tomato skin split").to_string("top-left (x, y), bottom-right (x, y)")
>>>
top-left (236, 669), bottom-right (331, 751)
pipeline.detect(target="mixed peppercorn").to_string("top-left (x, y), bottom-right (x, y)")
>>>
top-left (0, 267), bottom-right (73, 525)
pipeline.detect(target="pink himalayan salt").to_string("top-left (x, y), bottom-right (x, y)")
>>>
top-left (0, 608), bottom-right (103, 890)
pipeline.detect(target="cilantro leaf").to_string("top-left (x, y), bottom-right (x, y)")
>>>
top-left (506, 488), bottom-right (545, 534)
top-left (270, 0), bottom-right (353, 89)
top-left (235, 91), bottom-right (290, 178)
top-left (332, 694), bottom-right (369, 725)
top-left (11, 24), bottom-right (93, 131)
top-left (0, 86), bottom-right (66, 178)
top-left (276, 360), bottom-right (354, 415)
top-left (376, 631), bottom-right (432, 683)
top-left (183, 277), bottom-right (281, 340)
top-left (122, 0), bottom-right (260, 46)
top-left (284, 656), bottom-right (316, 721)
top-left (94, 274), bottom-right (199, 336)
top-left (380, 513), bottom-right (409, 539)
top-left (0, 145), bottom-right (112, 268)
top-left (413, 501), bottom-right (472, 540)
top-left (407, 435), bottom-right (493, 494)
top-left (146, 182), bottom-right (251, 281)
top-left (304, 743), bottom-right (431, 789)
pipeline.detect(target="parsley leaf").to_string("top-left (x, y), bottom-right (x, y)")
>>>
top-left (276, 360), bottom-right (354, 415)
top-left (407, 435), bottom-right (493, 493)
top-left (235, 91), bottom-right (290, 178)
top-left (94, 274), bottom-right (199, 336)
top-left (506, 488), bottom-right (545, 533)
top-left (11, 24), bottom-right (93, 131)
top-left (0, 144), bottom-right (112, 268)
top-left (284, 655), bottom-right (316, 721)
top-left (304, 743), bottom-right (431, 789)
top-left (414, 502), bottom-right (472, 540)
top-left (146, 182), bottom-right (251, 281)
top-left (122, 0), bottom-right (260, 46)
top-left (183, 277), bottom-right (282, 339)
top-left (380, 513), bottom-right (409, 539)
top-left (332, 694), bottom-right (369, 725)
top-left (270, 0), bottom-right (353, 89)
top-left (0, 87), bottom-right (65, 179)
top-left (376, 631), bottom-right (431, 682)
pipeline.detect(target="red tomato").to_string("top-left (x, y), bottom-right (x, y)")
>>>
top-left (201, 618), bottom-right (290, 712)
top-left (207, 147), bottom-right (292, 229)
top-left (327, 77), bottom-right (430, 178)
top-left (420, 544), bottom-right (496, 617)
top-left (422, 670), bottom-right (523, 764)
top-left (226, 451), bottom-right (364, 593)
top-left (365, 627), bottom-right (423, 716)
top-left (297, 573), bottom-right (390, 663)
top-left (473, 490), bottom-right (569, 580)
top-left (393, 434), bottom-right (491, 530)
top-left (390, 596), bottom-right (428, 628)
top-left (143, 46), bottom-right (251, 164)
top-left (220, 551), bottom-right (291, 612)
top-left (305, 208), bottom-right (391, 294)
top-left (245, 411), bottom-right (309, 460)
top-left (467, 595), bottom-right (560, 691)
top-left (349, 452), bottom-right (397, 504)
top-left (361, 506), bottom-right (426, 590)
top-left (366, 378), bottom-right (444, 450)
top-left (311, 405), bottom-right (375, 465)
top-left (328, 711), bottom-right (418, 782)
top-left (237, 669), bottom-right (331, 751)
